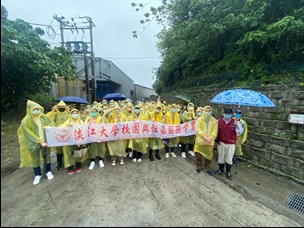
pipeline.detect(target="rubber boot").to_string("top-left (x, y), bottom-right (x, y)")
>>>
top-left (215, 163), bottom-right (224, 175)
top-left (155, 150), bottom-right (161, 160)
top-left (226, 163), bottom-right (232, 179)
top-left (149, 149), bottom-right (154, 161)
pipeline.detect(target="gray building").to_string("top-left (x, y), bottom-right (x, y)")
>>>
top-left (52, 55), bottom-right (157, 103)
top-left (134, 84), bottom-right (158, 102)
top-left (74, 55), bottom-right (134, 100)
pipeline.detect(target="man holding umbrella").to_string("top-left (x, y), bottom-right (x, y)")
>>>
top-left (215, 108), bottom-right (243, 179)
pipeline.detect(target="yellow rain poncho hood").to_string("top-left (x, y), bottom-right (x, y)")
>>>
top-left (17, 100), bottom-right (54, 168)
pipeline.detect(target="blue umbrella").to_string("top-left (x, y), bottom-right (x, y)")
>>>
top-left (210, 89), bottom-right (275, 107)
top-left (102, 93), bottom-right (126, 101)
top-left (55, 96), bottom-right (89, 104)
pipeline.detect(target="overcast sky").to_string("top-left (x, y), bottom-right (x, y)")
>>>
top-left (2, 0), bottom-right (163, 88)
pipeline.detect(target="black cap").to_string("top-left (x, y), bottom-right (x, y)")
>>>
top-left (224, 108), bottom-right (233, 114)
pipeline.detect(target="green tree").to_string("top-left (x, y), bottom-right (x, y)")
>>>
top-left (1, 5), bottom-right (76, 111)
top-left (133, 0), bottom-right (304, 93)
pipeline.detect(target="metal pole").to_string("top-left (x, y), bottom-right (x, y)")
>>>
top-left (89, 17), bottom-right (96, 101)
top-left (84, 53), bottom-right (90, 103)
top-left (56, 16), bottom-right (69, 96)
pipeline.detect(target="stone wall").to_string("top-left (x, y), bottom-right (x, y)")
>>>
top-left (160, 85), bottom-right (304, 180)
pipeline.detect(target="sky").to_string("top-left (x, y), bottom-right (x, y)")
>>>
top-left (2, 0), bottom-right (163, 89)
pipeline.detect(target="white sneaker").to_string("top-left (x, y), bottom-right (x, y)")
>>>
top-left (89, 161), bottom-right (95, 170)
top-left (129, 152), bottom-right (133, 158)
top-left (181, 152), bottom-right (186, 159)
top-left (45, 171), bottom-right (54, 180)
top-left (166, 153), bottom-right (169, 158)
top-left (171, 152), bottom-right (176, 158)
top-left (120, 160), bottom-right (124, 165)
top-left (188, 151), bottom-right (195, 157)
top-left (133, 158), bottom-right (137, 163)
top-left (99, 160), bottom-right (104, 168)
top-left (137, 158), bottom-right (142, 162)
top-left (112, 161), bottom-right (116, 166)
top-left (33, 175), bottom-right (42, 185)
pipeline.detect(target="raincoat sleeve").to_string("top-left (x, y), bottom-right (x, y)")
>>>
top-left (240, 119), bottom-right (248, 144)
top-left (19, 117), bottom-right (42, 144)
top-left (195, 117), bottom-right (206, 138)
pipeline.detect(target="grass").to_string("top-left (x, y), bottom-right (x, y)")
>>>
top-left (1, 114), bottom-right (23, 170)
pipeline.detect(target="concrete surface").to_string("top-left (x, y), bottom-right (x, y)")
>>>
top-left (1, 149), bottom-right (304, 227)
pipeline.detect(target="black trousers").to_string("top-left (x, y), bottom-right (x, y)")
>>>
top-left (181, 143), bottom-right (194, 152)
top-left (132, 150), bottom-right (143, 159)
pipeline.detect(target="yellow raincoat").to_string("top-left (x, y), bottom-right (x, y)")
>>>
top-left (104, 104), bottom-right (128, 157)
top-left (163, 104), bottom-right (180, 147)
top-left (148, 103), bottom-right (165, 150)
top-left (131, 105), bottom-right (149, 154)
top-left (235, 118), bottom-right (248, 156)
top-left (194, 106), bottom-right (218, 160)
top-left (50, 100), bottom-right (69, 155)
top-left (181, 103), bottom-right (196, 145)
top-left (61, 109), bottom-right (88, 168)
top-left (85, 107), bottom-right (107, 159)
top-left (18, 100), bottom-right (54, 168)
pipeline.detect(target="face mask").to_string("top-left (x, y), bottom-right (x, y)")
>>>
top-left (32, 109), bottom-right (41, 115)
top-left (91, 112), bottom-right (98, 117)
top-left (172, 108), bottom-right (176, 112)
top-left (196, 112), bottom-right (202, 116)
top-left (223, 114), bottom-right (231, 119)
top-left (58, 108), bottom-right (65, 112)
top-left (72, 113), bottom-right (79, 119)
top-left (177, 109), bottom-right (181, 113)
top-left (183, 106), bottom-right (186, 109)
top-left (86, 109), bottom-right (90, 113)
top-left (103, 102), bottom-right (107, 105)
top-left (135, 109), bottom-right (140, 114)
top-left (188, 107), bottom-right (193, 111)
top-left (234, 113), bottom-right (241, 119)
top-left (155, 109), bottom-right (160, 113)
top-left (205, 112), bottom-right (211, 117)
top-left (98, 108), bottom-right (102, 111)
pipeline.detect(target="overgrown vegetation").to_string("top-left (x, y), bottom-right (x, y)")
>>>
top-left (133, 0), bottom-right (304, 94)
top-left (1, 5), bottom-right (76, 112)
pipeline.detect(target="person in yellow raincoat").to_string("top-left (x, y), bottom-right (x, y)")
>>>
top-left (180, 102), bottom-right (196, 158)
top-left (148, 103), bottom-right (164, 161)
top-left (85, 106), bottom-right (106, 170)
top-left (163, 103), bottom-right (180, 158)
top-left (233, 110), bottom-right (248, 166)
top-left (104, 103), bottom-right (128, 165)
top-left (195, 107), bottom-right (203, 118)
top-left (131, 105), bottom-right (149, 162)
top-left (194, 106), bottom-right (218, 174)
top-left (61, 109), bottom-right (88, 175)
top-left (123, 102), bottom-right (135, 158)
top-left (48, 100), bottom-right (69, 170)
top-left (17, 100), bottom-right (55, 185)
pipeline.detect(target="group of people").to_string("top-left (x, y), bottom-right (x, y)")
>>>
top-left (17, 98), bottom-right (247, 185)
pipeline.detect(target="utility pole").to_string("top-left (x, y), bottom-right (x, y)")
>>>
top-left (54, 15), bottom-right (69, 96)
top-left (84, 53), bottom-right (90, 102)
top-left (53, 14), bottom-right (96, 103)
top-left (87, 16), bottom-right (96, 102)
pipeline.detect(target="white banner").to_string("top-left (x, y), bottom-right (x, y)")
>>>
top-left (45, 120), bottom-right (196, 147)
